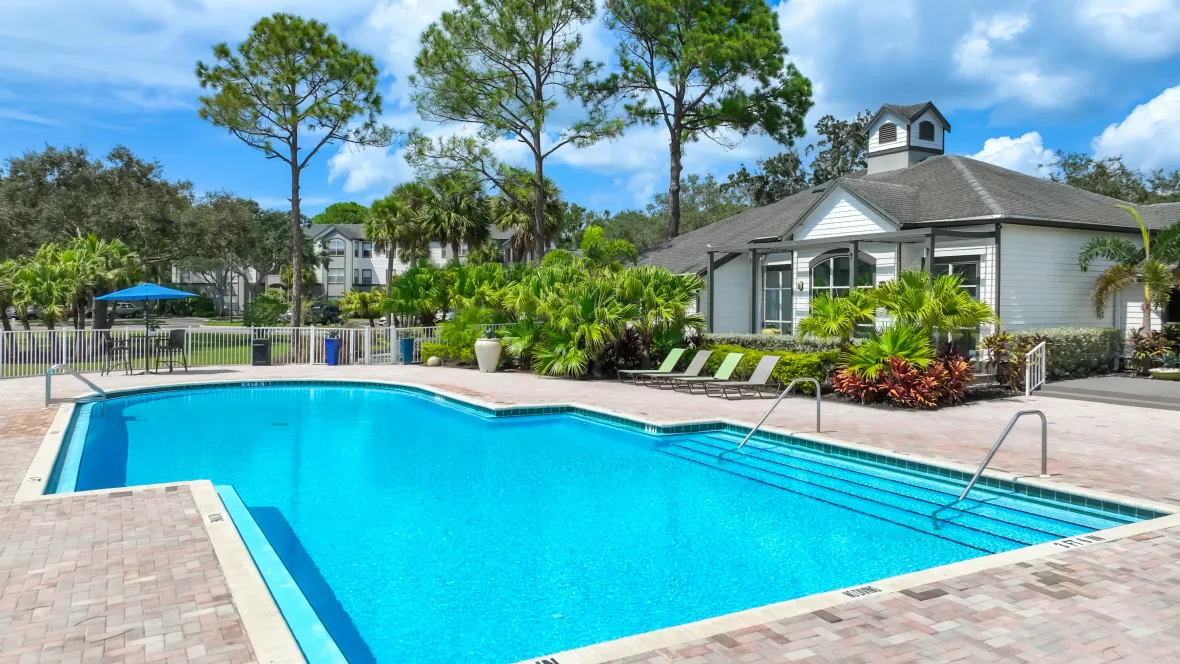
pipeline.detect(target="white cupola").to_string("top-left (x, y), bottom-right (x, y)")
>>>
top-left (864, 102), bottom-right (950, 174)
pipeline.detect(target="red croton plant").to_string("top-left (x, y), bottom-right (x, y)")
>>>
top-left (832, 349), bottom-right (974, 409)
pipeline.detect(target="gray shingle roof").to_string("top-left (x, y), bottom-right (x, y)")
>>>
top-left (639, 154), bottom-right (1180, 274)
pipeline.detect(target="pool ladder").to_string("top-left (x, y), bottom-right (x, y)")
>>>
top-left (46, 364), bottom-right (108, 415)
top-left (721, 378), bottom-right (821, 459)
top-left (958, 410), bottom-right (1048, 500)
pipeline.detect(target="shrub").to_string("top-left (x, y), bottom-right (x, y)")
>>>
top-left (242, 288), bottom-right (288, 327)
top-left (989, 327), bottom-right (1122, 383)
top-left (685, 344), bottom-right (838, 393)
top-left (840, 325), bottom-right (932, 379)
top-left (701, 333), bottom-right (841, 354)
top-left (832, 355), bottom-right (973, 409)
top-left (421, 341), bottom-right (474, 364)
top-left (1128, 328), bottom-right (1170, 374)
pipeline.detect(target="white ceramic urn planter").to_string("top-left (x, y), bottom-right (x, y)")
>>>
top-left (474, 337), bottom-right (503, 373)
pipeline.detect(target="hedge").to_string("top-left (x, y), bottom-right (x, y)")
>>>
top-left (685, 344), bottom-right (839, 393)
top-left (1007, 327), bottom-right (1121, 380)
top-left (421, 341), bottom-right (474, 364)
top-left (701, 333), bottom-right (842, 354)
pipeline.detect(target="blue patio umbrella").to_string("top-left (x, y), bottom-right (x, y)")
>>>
top-left (96, 283), bottom-right (197, 372)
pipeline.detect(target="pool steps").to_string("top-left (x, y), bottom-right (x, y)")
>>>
top-left (660, 433), bottom-right (1133, 554)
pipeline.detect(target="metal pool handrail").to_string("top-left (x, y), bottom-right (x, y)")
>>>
top-left (723, 377), bottom-right (821, 458)
top-left (46, 364), bottom-right (108, 415)
top-left (958, 409), bottom-right (1047, 501)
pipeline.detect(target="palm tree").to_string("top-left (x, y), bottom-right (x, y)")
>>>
top-left (579, 225), bottom-right (638, 272)
top-left (493, 172), bottom-right (562, 262)
top-left (339, 288), bottom-right (385, 327)
top-left (420, 172), bottom-right (491, 261)
top-left (872, 270), bottom-right (997, 342)
top-left (15, 248), bottom-right (74, 330)
top-left (797, 290), bottom-right (877, 343)
top-left (385, 262), bottom-right (449, 326)
top-left (61, 235), bottom-right (142, 329)
top-left (614, 265), bottom-right (704, 366)
top-left (370, 181), bottom-right (434, 267)
top-left (1078, 206), bottom-right (1180, 332)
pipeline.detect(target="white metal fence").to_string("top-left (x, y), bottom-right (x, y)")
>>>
top-left (1024, 340), bottom-right (1047, 396)
top-left (0, 325), bottom-right (417, 379)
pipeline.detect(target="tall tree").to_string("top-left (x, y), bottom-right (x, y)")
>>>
top-left (492, 170), bottom-right (564, 262)
top-left (725, 149), bottom-right (810, 205)
top-left (646, 173), bottom-right (748, 234)
top-left (177, 193), bottom-right (260, 316)
top-left (410, 0), bottom-right (622, 261)
top-left (1050, 152), bottom-right (1180, 204)
top-left (0, 146), bottom-right (191, 270)
top-left (807, 110), bottom-right (871, 184)
top-left (196, 13), bottom-right (394, 327)
top-left (310, 201), bottom-right (371, 225)
top-left (420, 172), bottom-right (491, 261)
top-left (370, 182), bottom-right (434, 267)
top-left (1078, 207), bottom-right (1180, 333)
top-left (602, 0), bottom-right (812, 240)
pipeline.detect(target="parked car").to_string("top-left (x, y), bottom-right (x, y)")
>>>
top-left (115, 302), bottom-right (141, 318)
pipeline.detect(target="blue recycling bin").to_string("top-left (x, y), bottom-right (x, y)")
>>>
top-left (400, 337), bottom-right (415, 365)
top-left (324, 337), bottom-right (341, 366)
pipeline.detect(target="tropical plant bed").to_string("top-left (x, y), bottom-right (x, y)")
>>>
top-left (823, 383), bottom-right (1016, 410)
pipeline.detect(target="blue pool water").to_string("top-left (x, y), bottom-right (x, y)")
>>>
top-left (57, 384), bottom-right (1141, 663)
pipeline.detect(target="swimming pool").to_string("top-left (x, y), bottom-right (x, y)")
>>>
top-left (49, 383), bottom-right (1155, 663)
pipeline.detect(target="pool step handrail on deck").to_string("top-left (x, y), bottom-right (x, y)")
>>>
top-left (958, 409), bottom-right (1048, 501)
top-left (46, 363), bottom-right (108, 415)
top-left (722, 377), bottom-right (820, 458)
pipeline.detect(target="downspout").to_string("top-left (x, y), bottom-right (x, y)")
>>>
top-left (706, 251), bottom-right (716, 333)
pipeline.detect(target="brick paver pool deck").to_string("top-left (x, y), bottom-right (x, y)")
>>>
top-left (3, 365), bottom-right (1180, 663)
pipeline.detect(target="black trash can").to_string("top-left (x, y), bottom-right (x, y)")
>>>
top-left (252, 338), bottom-right (272, 366)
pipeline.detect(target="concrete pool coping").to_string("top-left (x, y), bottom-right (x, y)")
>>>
top-left (17, 378), bottom-right (1180, 664)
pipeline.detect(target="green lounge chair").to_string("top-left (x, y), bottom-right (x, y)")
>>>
top-left (643, 350), bottom-right (713, 387)
top-left (617, 348), bottom-right (685, 383)
top-left (705, 355), bottom-right (782, 399)
top-left (669, 352), bottom-right (744, 394)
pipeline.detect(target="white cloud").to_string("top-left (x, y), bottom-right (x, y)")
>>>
top-left (971, 131), bottom-right (1056, 176)
top-left (1092, 84), bottom-right (1180, 170)
top-left (0, 108), bottom-right (58, 125)
top-left (356, 0), bottom-right (457, 106)
top-left (327, 143), bottom-right (413, 195)
top-left (1077, 0), bottom-right (1180, 60)
top-left (953, 13), bottom-right (1088, 110)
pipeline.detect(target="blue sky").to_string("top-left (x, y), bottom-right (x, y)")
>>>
top-left (2, 0), bottom-right (1180, 216)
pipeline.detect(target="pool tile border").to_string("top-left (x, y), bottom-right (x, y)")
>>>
top-left (21, 377), bottom-right (1180, 664)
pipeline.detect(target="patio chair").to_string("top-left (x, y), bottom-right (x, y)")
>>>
top-left (667, 352), bottom-right (745, 394)
top-left (154, 329), bottom-right (188, 373)
top-left (617, 348), bottom-right (685, 383)
top-left (704, 355), bottom-right (782, 399)
top-left (642, 350), bottom-right (713, 387)
top-left (101, 334), bottom-right (132, 376)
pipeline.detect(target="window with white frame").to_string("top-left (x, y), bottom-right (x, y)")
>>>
top-left (361, 268), bottom-right (372, 285)
top-left (354, 241), bottom-right (360, 258)
top-left (328, 239), bottom-right (345, 257)
top-left (810, 252), bottom-right (875, 299)
top-left (933, 255), bottom-right (982, 354)
top-left (328, 268), bottom-right (345, 284)
top-left (353, 268), bottom-right (360, 283)
top-left (362, 242), bottom-right (373, 258)
top-left (762, 264), bottom-right (793, 333)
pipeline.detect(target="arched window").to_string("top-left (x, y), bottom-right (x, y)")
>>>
top-left (878, 122), bottom-right (897, 143)
top-left (918, 121), bottom-right (935, 141)
top-left (810, 251), bottom-right (875, 299)
top-left (328, 239), bottom-right (345, 257)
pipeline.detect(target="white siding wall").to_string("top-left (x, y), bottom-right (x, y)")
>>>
top-left (999, 225), bottom-right (1140, 330)
top-left (795, 190), bottom-right (896, 239)
top-left (908, 109), bottom-right (944, 152)
top-left (708, 256), bottom-right (753, 333)
top-left (867, 111), bottom-right (908, 153)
